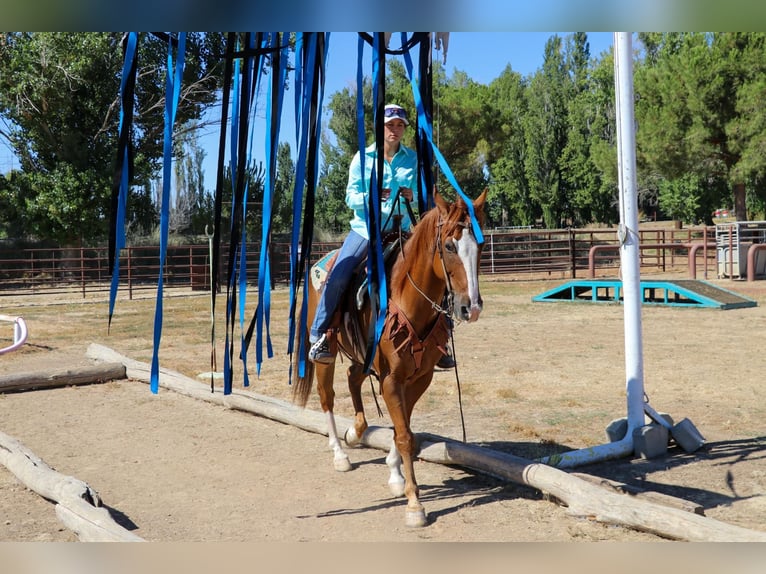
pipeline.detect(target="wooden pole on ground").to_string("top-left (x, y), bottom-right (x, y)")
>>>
top-left (0, 363), bottom-right (126, 393)
top-left (0, 430), bottom-right (144, 542)
top-left (85, 343), bottom-right (766, 542)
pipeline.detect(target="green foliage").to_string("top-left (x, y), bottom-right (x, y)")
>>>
top-left (272, 142), bottom-right (296, 234)
top-left (635, 32), bottom-right (766, 221)
top-left (0, 32), bottom-right (225, 243)
top-left (523, 36), bottom-right (570, 228)
top-left (657, 173), bottom-right (703, 223)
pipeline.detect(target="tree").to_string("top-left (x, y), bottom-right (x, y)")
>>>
top-left (524, 35), bottom-right (570, 228)
top-left (486, 66), bottom-right (534, 227)
top-left (0, 32), bottom-right (225, 243)
top-left (562, 35), bottom-right (619, 225)
top-left (167, 120), bottom-right (209, 235)
top-left (427, 67), bottom-right (492, 202)
top-left (634, 32), bottom-right (766, 222)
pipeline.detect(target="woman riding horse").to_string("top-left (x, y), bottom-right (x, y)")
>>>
top-left (294, 187), bottom-right (487, 527)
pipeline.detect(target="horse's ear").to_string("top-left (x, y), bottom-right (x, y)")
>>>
top-left (474, 188), bottom-right (488, 213)
top-left (472, 189), bottom-right (488, 226)
top-left (433, 187), bottom-right (450, 215)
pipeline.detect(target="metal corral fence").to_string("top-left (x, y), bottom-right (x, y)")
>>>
top-left (0, 226), bottom-right (717, 299)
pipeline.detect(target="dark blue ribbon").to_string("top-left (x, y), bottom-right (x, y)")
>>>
top-left (108, 32), bottom-right (138, 332)
top-left (150, 32), bottom-right (186, 394)
top-left (254, 33), bottom-right (288, 375)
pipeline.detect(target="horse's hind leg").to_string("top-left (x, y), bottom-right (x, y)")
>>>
top-left (315, 362), bottom-right (352, 472)
top-left (343, 364), bottom-right (404, 495)
top-left (343, 363), bottom-right (369, 447)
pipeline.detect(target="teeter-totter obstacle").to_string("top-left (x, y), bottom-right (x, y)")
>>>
top-left (533, 279), bottom-right (757, 310)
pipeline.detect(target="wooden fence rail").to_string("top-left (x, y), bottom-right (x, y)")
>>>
top-left (0, 226), bottom-right (717, 298)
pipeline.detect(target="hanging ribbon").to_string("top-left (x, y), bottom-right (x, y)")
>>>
top-left (400, 34), bottom-right (484, 245)
top-left (414, 32), bottom-right (435, 215)
top-left (223, 32), bottom-right (257, 395)
top-left (237, 33), bottom-right (264, 389)
top-left (246, 33), bottom-right (289, 376)
top-left (286, 33), bottom-right (327, 382)
top-left (108, 32), bottom-right (138, 333)
top-left (361, 32), bottom-right (389, 373)
top-left (150, 32), bottom-right (186, 394)
top-left (209, 33), bottom-right (236, 392)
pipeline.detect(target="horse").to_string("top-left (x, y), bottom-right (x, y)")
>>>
top-left (293, 188), bottom-right (487, 527)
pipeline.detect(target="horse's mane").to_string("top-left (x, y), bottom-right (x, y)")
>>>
top-left (389, 196), bottom-right (474, 297)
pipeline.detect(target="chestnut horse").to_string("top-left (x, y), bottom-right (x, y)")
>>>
top-left (293, 189), bottom-right (487, 527)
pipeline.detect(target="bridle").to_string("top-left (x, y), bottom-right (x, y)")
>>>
top-left (404, 214), bottom-right (472, 321)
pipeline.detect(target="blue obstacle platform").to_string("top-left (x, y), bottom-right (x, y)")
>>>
top-left (532, 279), bottom-right (757, 310)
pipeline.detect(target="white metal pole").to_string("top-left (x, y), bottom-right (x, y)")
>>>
top-left (613, 32), bottom-right (646, 438)
top-left (538, 32), bottom-right (643, 468)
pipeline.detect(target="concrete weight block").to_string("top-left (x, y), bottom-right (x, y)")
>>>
top-left (633, 423), bottom-right (669, 459)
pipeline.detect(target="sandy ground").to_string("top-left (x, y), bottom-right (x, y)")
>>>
top-left (1, 276), bottom-right (766, 544)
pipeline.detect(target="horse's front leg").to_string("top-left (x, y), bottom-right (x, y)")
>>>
top-left (385, 439), bottom-right (405, 497)
top-left (381, 375), bottom-right (427, 528)
top-left (315, 362), bottom-right (352, 472)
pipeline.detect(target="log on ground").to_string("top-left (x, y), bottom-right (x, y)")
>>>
top-left (0, 430), bottom-right (144, 542)
top-left (0, 363), bottom-right (126, 393)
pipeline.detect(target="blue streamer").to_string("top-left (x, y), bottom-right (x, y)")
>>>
top-left (221, 40), bottom-right (244, 395)
top-left (238, 34), bottom-right (262, 388)
top-left (400, 34), bottom-right (484, 245)
top-left (286, 33), bottom-right (317, 369)
top-left (108, 32), bottom-right (138, 327)
top-left (255, 33), bottom-right (288, 375)
top-left (150, 33), bottom-right (186, 394)
top-left (358, 34), bottom-right (389, 372)
top-left (285, 33), bottom-right (328, 380)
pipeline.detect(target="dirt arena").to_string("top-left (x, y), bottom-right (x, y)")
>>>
top-left (1, 275), bottom-right (766, 543)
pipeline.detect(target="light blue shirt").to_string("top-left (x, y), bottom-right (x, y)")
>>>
top-left (345, 142), bottom-right (417, 239)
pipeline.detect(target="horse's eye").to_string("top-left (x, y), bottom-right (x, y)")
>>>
top-left (444, 240), bottom-right (457, 253)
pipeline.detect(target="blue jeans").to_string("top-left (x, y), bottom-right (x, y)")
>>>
top-left (310, 229), bottom-right (369, 342)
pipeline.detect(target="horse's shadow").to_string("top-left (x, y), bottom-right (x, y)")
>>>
top-left (483, 435), bottom-right (766, 513)
top-left (296, 451), bottom-right (542, 524)
top-left (303, 436), bottom-right (766, 526)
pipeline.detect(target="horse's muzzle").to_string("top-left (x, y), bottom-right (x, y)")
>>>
top-left (457, 301), bottom-right (482, 323)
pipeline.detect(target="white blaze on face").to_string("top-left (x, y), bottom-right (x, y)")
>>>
top-left (454, 228), bottom-right (482, 322)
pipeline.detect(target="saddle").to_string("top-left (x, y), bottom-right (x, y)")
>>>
top-left (311, 231), bottom-right (408, 304)
top-left (310, 230), bottom-right (409, 365)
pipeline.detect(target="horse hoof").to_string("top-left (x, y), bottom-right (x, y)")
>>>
top-left (334, 456), bottom-right (352, 472)
top-left (344, 427), bottom-right (361, 447)
top-left (405, 509), bottom-right (428, 528)
top-left (388, 479), bottom-right (405, 497)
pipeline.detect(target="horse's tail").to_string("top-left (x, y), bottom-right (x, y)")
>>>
top-left (291, 302), bottom-right (315, 409)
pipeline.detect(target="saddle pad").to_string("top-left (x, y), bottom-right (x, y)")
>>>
top-left (311, 249), bottom-right (339, 291)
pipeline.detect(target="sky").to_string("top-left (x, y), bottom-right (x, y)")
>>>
top-left (0, 31), bottom-right (616, 186)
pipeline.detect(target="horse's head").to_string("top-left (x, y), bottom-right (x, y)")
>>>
top-left (433, 189), bottom-right (488, 323)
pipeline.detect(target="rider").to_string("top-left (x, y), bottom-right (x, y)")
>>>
top-left (308, 103), bottom-right (417, 363)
